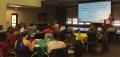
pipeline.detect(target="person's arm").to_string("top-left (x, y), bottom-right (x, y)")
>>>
top-left (31, 40), bottom-right (36, 51)
top-left (14, 40), bottom-right (18, 49)
top-left (62, 42), bottom-right (66, 48)
top-left (47, 42), bottom-right (51, 53)
top-left (27, 40), bottom-right (35, 52)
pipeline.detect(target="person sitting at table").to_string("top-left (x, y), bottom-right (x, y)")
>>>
top-left (87, 27), bottom-right (97, 53)
top-left (15, 32), bottom-right (35, 57)
top-left (0, 28), bottom-right (19, 57)
top-left (6, 28), bottom-right (19, 49)
top-left (42, 24), bottom-right (54, 39)
top-left (47, 32), bottom-right (66, 53)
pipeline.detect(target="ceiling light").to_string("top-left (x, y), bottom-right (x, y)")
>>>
top-left (9, 5), bottom-right (21, 7)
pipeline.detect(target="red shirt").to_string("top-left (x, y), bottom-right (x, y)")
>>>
top-left (42, 28), bottom-right (54, 33)
top-left (6, 34), bottom-right (17, 49)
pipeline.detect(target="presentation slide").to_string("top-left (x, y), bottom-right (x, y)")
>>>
top-left (78, 1), bottom-right (111, 23)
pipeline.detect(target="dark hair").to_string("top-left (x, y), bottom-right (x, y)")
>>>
top-left (53, 32), bottom-right (60, 40)
top-left (0, 25), bottom-right (3, 30)
top-left (17, 31), bottom-right (29, 45)
top-left (9, 28), bottom-right (19, 33)
top-left (34, 33), bottom-right (45, 39)
top-left (30, 23), bottom-right (34, 26)
top-left (20, 31), bottom-right (29, 37)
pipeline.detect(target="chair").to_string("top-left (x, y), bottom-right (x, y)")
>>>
top-left (49, 48), bottom-right (68, 57)
top-left (0, 49), bottom-right (3, 57)
top-left (7, 49), bottom-right (16, 57)
top-left (0, 32), bottom-right (7, 42)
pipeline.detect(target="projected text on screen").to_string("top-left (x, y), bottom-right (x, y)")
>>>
top-left (78, 1), bottom-right (111, 23)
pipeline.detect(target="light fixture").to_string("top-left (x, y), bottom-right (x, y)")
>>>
top-left (79, 22), bottom-right (84, 25)
top-left (9, 5), bottom-right (21, 7)
top-left (85, 23), bottom-right (91, 25)
top-left (66, 22), bottom-right (72, 24)
top-left (73, 18), bottom-right (78, 24)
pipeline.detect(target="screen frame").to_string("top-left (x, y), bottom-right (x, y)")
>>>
top-left (77, 0), bottom-right (112, 23)
top-left (79, 27), bottom-right (89, 32)
top-left (116, 29), bottom-right (120, 34)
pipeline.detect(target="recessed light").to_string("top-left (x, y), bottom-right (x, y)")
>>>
top-left (9, 5), bottom-right (21, 7)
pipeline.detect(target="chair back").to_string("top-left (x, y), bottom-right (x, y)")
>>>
top-left (49, 48), bottom-right (68, 57)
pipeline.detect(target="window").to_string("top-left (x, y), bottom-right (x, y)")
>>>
top-left (12, 13), bottom-right (18, 27)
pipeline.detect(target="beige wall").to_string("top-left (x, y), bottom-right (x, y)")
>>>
top-left (6, 0), bottom-right (42, 7)
top-left (0, 2), bottom-right (7, 30)
top-left (0, 0), bottom-right (43, 30)
top-left (6, 7), bottom-right (41, 28)
top-left (6, 5), bottom-right (57, 29)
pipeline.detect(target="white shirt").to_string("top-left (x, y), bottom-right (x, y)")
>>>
top-left (47, 40), bottom-right (66, 53)
top-left (20, 27), bottom-right (25, 33)
top-left (45, 33), bottom-right (53, 38)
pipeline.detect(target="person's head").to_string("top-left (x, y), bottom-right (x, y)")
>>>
top-left (89, 27), bottom-right (94, 32)
top-left (0, 25), bottom-right (3, 30)
top-left (34, 33), bottom-right (45, 39)
top-left (53, 32), bottom-right (60, 40)
top-left (21, 31), bottom-right (30, 40)
top-left (14, 28), bottom-right (19, 36)
top-left (8, 26), bottom-right (13, 30)
top-left (30, 23), bottom-right (34, 26)
top-left (10, 28), bottom-right (19, 35)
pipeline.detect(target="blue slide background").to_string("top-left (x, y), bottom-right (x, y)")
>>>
top-left (78, 1), bottom-right (111, 23)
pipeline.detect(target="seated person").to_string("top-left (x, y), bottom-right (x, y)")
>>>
top-left (47, 32), bottom-right (66, 53)
top-left (15, 32), bottom-right (35, 57)
top-left (34, 33), bottom-right (45, 39)
top-left (74, 32), bottom-right (88, 44)
top-left (87, 28), bottom-right (97, 44)
top-left (87, 28), bottom-right (97, 53)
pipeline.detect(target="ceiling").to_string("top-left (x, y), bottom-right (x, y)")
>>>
top-left (42, 0), bottom-right (120, 6)
top-left (42, 0), bottom-right (77, 6)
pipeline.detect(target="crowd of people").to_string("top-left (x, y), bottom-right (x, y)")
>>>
top-left (0, 23), bottom-right (68, 57)
top-left (0, 23), bottom-right (117, 57)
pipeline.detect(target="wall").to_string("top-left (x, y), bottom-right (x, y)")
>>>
top-left (6, 7), bottom-right (41, 28)
top-left (6, 5), bottom-right (57, 28)
top-left (56, 6), bottom-right (67, 24)
top-left (45, 5), bottom-right (56, 23)
top-left (66, 7), bottom-right (77, 18)
top-left (0, 0), bottom-right (43, 30)
top-left (0, 2), bottom-right (7, 30)
top-left (6, 0), bottom-right (42, 7)
top-left (113, 4), bottom-right (120, 19)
